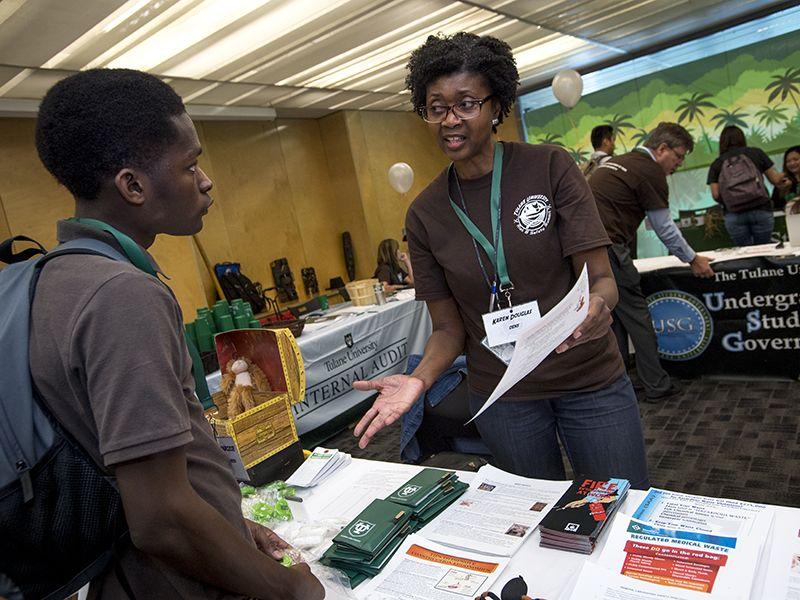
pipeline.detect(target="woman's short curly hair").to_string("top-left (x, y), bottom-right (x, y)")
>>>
top-left (405, 32), bottom-right (519, 131)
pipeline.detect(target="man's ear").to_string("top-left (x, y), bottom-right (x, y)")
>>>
top-left (113, 169), bottom-right (146, 206)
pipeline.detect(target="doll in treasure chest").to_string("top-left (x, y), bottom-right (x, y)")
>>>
top-left (207, 328), bottom-right (305, 485)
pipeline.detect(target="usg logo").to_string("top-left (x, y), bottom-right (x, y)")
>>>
top-left (398, 485), bottom-right (421, 498)
top-left (349, 520), bottom-right (375, 537)
top-left (565, 523), bottom-right (580, 532)
top-left (646, 290), bottom-right (713, 361)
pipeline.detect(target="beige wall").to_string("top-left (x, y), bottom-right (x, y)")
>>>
top-left (0, 105), bottom-right (524, 320)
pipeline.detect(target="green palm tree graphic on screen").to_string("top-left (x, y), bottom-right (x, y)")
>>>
top-left (765, 67), bottom-right (800, 113)
top-left (538, 133), bottom-right (564, 146)
top-left (631, 128), bottom-right (650, 148)
top-left (676, 92), bottom-right (716, 152)
top-left (711, 107), bottom-right (749, 131)
top-left (604, 114), bottom-right (635, 151)
top-left (567, 147), bottom-right (589, 163)
top-left (755, 105), bottom-right (789, 139)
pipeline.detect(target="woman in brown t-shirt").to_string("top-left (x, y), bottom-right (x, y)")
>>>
top-left (352, 33), bottom-right (649, 488)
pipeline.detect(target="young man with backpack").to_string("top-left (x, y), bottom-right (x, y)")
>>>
top-left (581, 125), bottom-right (616, 178)
top-left (707, 125), bottom-right (785, 246)
top-left (1, 69), bottom-right (323, 599)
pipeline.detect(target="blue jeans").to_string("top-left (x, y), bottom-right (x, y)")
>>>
top-left (468, 374), bottom-right (649, 489)
top-left (724, 209), bottom-right (774, 246)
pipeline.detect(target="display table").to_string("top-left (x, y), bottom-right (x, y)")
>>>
top-left (633, 244), bottom-right (800, 379)
top-left (294, 458), bottom-right (793, 600)
top-left (207, 291), bottom-right (432, 436)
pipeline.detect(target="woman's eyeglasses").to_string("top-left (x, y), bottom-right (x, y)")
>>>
top-left (420, 95), bottom-right (493, 124)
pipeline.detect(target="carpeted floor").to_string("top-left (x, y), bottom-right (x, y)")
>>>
top-left (322, 372), bottom-right (800, 507)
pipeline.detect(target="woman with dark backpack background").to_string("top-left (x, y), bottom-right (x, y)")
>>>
top-left (707, 125), bottom-right (785, 246)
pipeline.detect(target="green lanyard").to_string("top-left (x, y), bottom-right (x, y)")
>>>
top-left (67, 217), bottom-right (214, 410)
top-left (448, 142), bottom-right (513, 305)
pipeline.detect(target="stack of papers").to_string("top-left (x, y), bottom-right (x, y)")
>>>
top-left (359, 535), bottom-right (509, 600)
top-left (538, 477), bottom-right (630, 554)
top-left (421, 464), bottom-right (570, 556)
top-left (568, 488), bottom-right (775, 600)
top-left (285, 447), bottom-right (351, 488)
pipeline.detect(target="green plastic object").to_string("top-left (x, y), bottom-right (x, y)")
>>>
top-left (215, 313), bottom-right (235, 332)
top-left (281, 555), bottom-right (293, 567)
top-left (194, 316), bottom-right (214, 353)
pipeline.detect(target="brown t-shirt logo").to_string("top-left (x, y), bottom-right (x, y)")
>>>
top-left (513, 194), bottom-right (552, 235)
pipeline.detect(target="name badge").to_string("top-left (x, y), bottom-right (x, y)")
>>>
top-left (481, 299), bottom-right (541, 347)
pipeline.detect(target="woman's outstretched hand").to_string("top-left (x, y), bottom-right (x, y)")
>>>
top-left (352, 374), bottom-right (426, 448)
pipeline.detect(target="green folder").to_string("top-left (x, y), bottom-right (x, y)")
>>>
top-left (332, 499), bottom-right (411, 556)
top-left (412, 481), bottom-right (469, 527)
top-left (386, 468), bottom-right (457, 509)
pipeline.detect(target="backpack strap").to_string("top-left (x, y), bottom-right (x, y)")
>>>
top-left (0, 235), bottom-right (47, 265)
top-left (36, 238), bottom-right (215, 410)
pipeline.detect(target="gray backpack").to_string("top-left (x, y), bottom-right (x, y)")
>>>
top-left (718, 152), bottom-right (769, 212)
top-left (0, 236), bottom-right (134, 599)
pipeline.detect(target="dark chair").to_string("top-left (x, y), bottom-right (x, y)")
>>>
top-left (414, 378), bottom-right (491, 461)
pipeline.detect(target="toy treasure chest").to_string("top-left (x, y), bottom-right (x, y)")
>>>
top-left (207, 328), bottom-right (305, 486)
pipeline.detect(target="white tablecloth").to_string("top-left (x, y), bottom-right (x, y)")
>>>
top-left (295, 458), bottom-right (796, 600)
top-left (207, 292), bottom-right (432, 435)
top-left (633, 242), bottom-right (800, 273)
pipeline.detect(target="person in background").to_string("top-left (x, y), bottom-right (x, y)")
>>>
top-left (772, 145), bottom-right (800, 211)
top-left (353, 32), bottom-right (649, 489)
top-left (707, 125), bottom-right (785, 246)
top-left (374, 238), bottom-right (414, 291)
top-left (30, 69), bottom-right (322, 600)
top-left (589, 122), bottom-right (714, 403)
top-left (582, 125), bottom-right (616, 178)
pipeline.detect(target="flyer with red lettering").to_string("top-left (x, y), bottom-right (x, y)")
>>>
top-left (586, 489), bottom-right (774, 600)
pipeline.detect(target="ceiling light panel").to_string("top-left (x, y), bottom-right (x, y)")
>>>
top-left (0, 68), bottom-right (73, 99)
top-left (267, 1), bottom-right (462, 87)
top-left (162, 0), bottom-right (356, 80)
top-left (0, 0), bottom-right (129, 66)
top-left (41, 0), bottom-right (180, 70)
top-left (286, 6), bottom-right (512, 90)
top-left (106, 0), bottom-right (270, 72)
top-left (185, 81), bottom-right (269, 105)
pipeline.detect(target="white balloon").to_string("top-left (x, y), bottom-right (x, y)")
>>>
top-left (552, 70), bottom-right (583, 109)
top-left (388, 162), bottom-right (414, 194)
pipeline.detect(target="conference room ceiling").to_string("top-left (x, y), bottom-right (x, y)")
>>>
top-left (0, 0), bottom-right (790, 119)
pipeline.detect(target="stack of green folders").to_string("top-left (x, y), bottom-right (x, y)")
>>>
top-left (322, 468), bottom-right (468, 587)
top-left (387, 468), bottom-right (468, 528)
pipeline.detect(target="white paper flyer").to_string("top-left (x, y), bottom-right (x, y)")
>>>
top-left (595, 489), bottom-right (774, 599)
top-left (360, 535), bottom-right (508, 600)
top-left (469, 264), bottom-right (589, 422)
top-left (420, 464), bottom-right (570, 556)
top-left (760, 510), bottom-right (800, 600)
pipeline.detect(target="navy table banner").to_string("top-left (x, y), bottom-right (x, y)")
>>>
top-left (640, 255), bottom-right (800, 379)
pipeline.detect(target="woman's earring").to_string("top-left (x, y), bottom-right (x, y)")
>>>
top-left (492, 117), bottom-right (500, 126)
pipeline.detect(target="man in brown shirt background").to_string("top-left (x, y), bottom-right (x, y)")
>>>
top-left (29, 69), bottom-right (323, 599)
top-left (589, 122), bottom-right (714, 402)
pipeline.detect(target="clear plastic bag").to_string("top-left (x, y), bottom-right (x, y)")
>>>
top-left (273, 519), bottom-right (357, 599)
